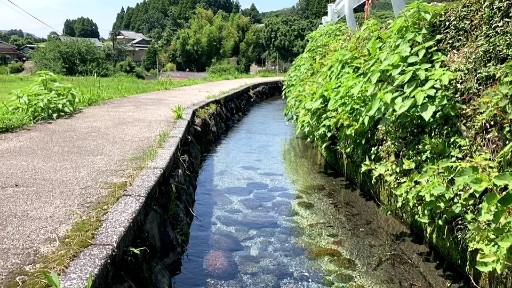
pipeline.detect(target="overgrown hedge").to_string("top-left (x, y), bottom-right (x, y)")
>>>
top-left (284, 1), bottom-right (512, 285)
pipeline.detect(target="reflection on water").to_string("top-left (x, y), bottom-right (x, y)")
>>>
top-left (171, 97), bottom-right (466, 288)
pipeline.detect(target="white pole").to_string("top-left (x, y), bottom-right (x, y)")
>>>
top-left (345, 0), bottom-right (357, 31)
top-left (391, 0), bottom-right (406, 16)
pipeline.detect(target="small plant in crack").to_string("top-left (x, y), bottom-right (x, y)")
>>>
top-left (173, 105), bottom-right (184, 119)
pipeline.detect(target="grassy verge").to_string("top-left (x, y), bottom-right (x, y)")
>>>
top-left (0, 72), bottom-right (273, 133)
top-left (3, 130), bottom-right (171, 288)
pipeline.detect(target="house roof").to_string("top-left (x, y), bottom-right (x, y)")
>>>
top-left (118, 30), bottom-right (148, 40)
top-left (0, 41), bottom-right (17, 49)
top-left (58, 36), bottom-right (103, 47)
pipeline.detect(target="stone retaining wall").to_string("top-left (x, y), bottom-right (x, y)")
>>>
top-left (60, 80), bottom-right (283, 288)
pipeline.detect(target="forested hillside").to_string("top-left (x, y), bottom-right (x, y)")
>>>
top-left (108, 0), bottom-right (411, 72)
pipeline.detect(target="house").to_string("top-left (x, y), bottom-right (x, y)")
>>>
top-left (58, 36), bottom-right (103, 47)
top-left (20, 44), bottom-right (37, 56)
top-left (0, 41), bottom-right (21, 64)
top-left (116, 31), bottom-right (152, 62)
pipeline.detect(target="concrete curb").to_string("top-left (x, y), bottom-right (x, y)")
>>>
top-left (60, 80), bottom-right (283, 288)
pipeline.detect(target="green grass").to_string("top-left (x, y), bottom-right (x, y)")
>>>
top-left (0, 72), bottom-right (274, 133)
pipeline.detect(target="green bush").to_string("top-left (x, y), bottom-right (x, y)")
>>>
top-left (7, 62), bottom-right (24, 74)
top-left (207, 62), bottom-right (241, 76)
top-left (7, 71), bottom-right (80, 123)
top-left (133, 67), bottom-right (147, 80)
top-left (162, 63), bottom-right (176, 72)
top-left (0, 66), bottom-right (8, 75)
top-left (284, 1), bottom-right (512, 277)
top-left (33, 39), bottom-right (113, 76)
top-left (116, 57), bottom-right (137, 75)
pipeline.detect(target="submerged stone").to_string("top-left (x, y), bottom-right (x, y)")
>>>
top-left (333, 256), bottom-right (357, 271)
top-left (241, 212), bottom-right (279, 229)
top-left (210, 231), bottom-right (244, 252)
top-left (213, 193), bottom-right (234, 207)
top-left (297, 184), bottom-right (326, 195)
top-left (241, 166), bottom-right (260, 171)
top-left (223, 186), bottom-right (254, 196)
top-left (277, 192), bottom-right (295, 200)
top-left (246, 182), bottom-right (270, 190)
top-left (306, 247), bottom-right (343, 259)
top-left (240, 197), bottom-right (267, 211)
top-left (333, 272), bottom-right (355, 283)
top-left (252, 191), bottom-right (276, 202)
top-left (203, 250), bottom-right (238, 280)
top-left (259, 172), bottom-right (284, 177)
top-left (267, 186), bottom-right (288, 192)
top-left (297, 201), bottom-right (315, 210)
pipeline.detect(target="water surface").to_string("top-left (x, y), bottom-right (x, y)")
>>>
top-left (171, 97), bottom-right (466, 287)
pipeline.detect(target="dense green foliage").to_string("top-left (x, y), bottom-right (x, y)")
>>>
top-left (62, 17), bottom-right (100, 39)
top-left (32, 39), bottom-right (112, 76)
top-left (284, 0), bottom-right (512, 278)
top-left (7, 62), bottom-right (24, 73)
top-left (169, 8), bottom-right (251, 71)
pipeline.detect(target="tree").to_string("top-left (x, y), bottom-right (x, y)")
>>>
top-left (74, 17), bottom-right (100, 38)
top-left (239, 24), bottom-right (264, 72)
top-left (232, 0), bottom-right (241, 13)
top-left (0, 31), bottom-right (8, 42)
top-left (63, 19), bottom-right (76, 36)
top-left (24, 35), bottom-right (35, 45)
top-left (242, 4), bottom-right (262, 24)
top-left (47, 31), bottom-right (59, 41)
top-left (142, 43), bottom-right (159, 71)
top-left (8, 35), bottom-right (25, 49)
top-left (112, 7), bottom-right (126, 32)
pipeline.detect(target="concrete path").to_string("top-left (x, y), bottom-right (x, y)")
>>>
top-left (0, 77), bottom-right (282, 283)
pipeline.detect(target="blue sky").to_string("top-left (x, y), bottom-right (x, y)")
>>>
top-left (0, 0), bottom-right (298, 38)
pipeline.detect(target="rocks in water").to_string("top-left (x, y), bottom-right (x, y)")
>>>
top-left (241, 166), bottom-right (260, 171)
top-left (252, 191), bottom-right (276, 203)
top-left (297, 184), bottom-right (326, 195)
top-left (216, 215), bottom-right (241, 228)
top-left (213, 193), bottom-right (234, 207)
top-left (240, 197), bottom-right (263, 209)
top-left (210, 231), bottom-right (245, 252)
top-left (267, 186), bottom-right (288, 192)
top-left (297, 201), bottom-right (315, 210)
top-left (224, 207), bottom-right (243, 214)
top-left (203, 250), bottom-right (238, 280)
top-left (237, 254), bottom-right (261, 275)
top-left (272, 200), bottom-right (291, 210)
top-left (274, 203), bottom-right (293, 216)
top-left (306, 247), bottom-right (343, 258)
top-left (277, 192), bottom-right (295, 200)
top-left (241, 212), bottom-right (279, 229)
top-left (222, 186), bottom-right (254, 196)
top-left (259, 172), bottom-right (284, 177)
top-left (333, 256), bottom-right (357, 271)
top-left (246, 182), bottom-right (269, 190)
top-left (333, 272), bottom-right (355, 283)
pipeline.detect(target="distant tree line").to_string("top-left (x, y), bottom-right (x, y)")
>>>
top-left (62, 17), bottom-right (100, 39)
top-left (0, 29), bottom-right (45, 49)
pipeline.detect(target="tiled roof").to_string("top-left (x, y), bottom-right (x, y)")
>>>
top-left (118, 30), bottom-right (148, 40)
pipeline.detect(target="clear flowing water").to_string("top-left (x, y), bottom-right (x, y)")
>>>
top-left (171, 97), bottom-right (466, 288)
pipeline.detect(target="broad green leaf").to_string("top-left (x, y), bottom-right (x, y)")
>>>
top-left (396, 98), bottom-right (414, 115)
top-left (431, 185), bottom-right (446, 195)
top-left (415, 91), bottom-right (426, 104)
top-left (369, 97), bottom-right (381, 116)
top-left (43, 271), bottom-right (61, 288)
top-left (493, 172), bottom-right (512, 186)
top-left (407, 55), bottom-right (420, 63)
top-left (498, 192), bottom-right (512, 207)
top-left (419, 103), bottom-right (436, 121)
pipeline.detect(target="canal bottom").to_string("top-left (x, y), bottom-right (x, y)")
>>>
top-left (170, 97), bottom-right (468, 288)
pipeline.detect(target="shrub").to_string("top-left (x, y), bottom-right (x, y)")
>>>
top-left (7, 62), bottom-right (24, 74)
top-left (116, 57), bottom-right (137, 75)
top-left (162, 63), bottom-right (176, 72)
top-left (33, 39), bottom-right (112, 76)
top-left (207, 62), bottom-right (241, 76)
top-left (7, 71), bottom-right (80, 122)
top-left (0, 66), bottom-right (8, 75)
top-left (133, 67), bottom-right (147, 80)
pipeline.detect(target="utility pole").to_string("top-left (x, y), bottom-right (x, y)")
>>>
top-left (276, 53), bottom-right (279, 75)
top-left (156, 57), bottom-right (159, 80)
